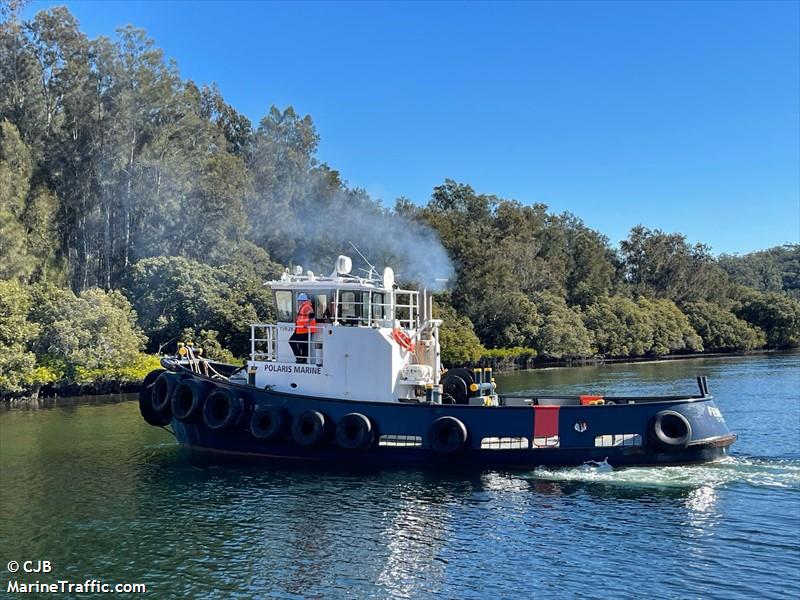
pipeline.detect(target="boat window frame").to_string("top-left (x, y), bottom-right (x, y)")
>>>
top-left (274, 289), bottom-right (293, 323)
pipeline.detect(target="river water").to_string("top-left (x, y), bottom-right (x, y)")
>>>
top-left (1, 354), bottom-right (798, 599)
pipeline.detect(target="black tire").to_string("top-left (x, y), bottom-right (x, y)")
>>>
top-left (291, 410), bottom-right (328, 446)
top-left (171, 379), bottom-right (210, 423)
top-left (335, 413), bottom-right (374, 451)
top-left (250, 405), bottom-right (287, 440)
top-left (139, 368), bottom-right (169, 427)
top-left (650, 410), bottom-right (692, 452)
top-left (151, 372), bottom-right (179, 418)
top-left (202, 387), bottom-right (245, 431)
top-left (428, 416), bottom-right (468, 455)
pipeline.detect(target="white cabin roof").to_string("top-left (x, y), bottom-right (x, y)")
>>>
top-left (267, 274), bottom-right (386, 292)
top-left (265, 255), bottom-right (398, 294)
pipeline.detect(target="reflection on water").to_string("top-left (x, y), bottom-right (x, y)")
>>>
top-left (1, 354), bottom-right (799, 599)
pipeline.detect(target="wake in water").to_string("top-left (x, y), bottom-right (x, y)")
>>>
top-left (527, 456), bottom-right (800, 491)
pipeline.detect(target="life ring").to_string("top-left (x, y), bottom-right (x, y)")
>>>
top-left (428, 416), bottom-right (468, 455)
top-left (250, 405), bottom-right (287, 440)
top-left (292, 410), bottom-right (328, 446)
top-left (649, 410), bottom-right (692, 452)
top-left (171, 379), bottom-right (210, 423)
top-left (202, 387), bottom-right (245, 431)
top-left (392, 328), bottom-right (415, 352)
top-left (335, 413), bottom-right (375, 451)
top-left (151, 372), bottom-right (180, 418)
top-left (139, 368), bottom-right (169, 426)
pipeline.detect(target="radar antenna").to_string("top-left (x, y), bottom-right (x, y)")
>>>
top-left (349, 242), bottom-right (378, 279)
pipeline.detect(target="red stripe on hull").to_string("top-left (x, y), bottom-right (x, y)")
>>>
top-left (533, 406), bottom-right (560, 438)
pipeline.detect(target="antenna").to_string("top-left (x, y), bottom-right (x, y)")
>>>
top-left (349, 242), bottom-right (377, 278)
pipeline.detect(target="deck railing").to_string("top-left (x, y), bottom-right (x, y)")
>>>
top-left (250, 323), bottom-right (324, 366)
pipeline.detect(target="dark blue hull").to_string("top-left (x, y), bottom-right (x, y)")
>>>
top-left (147, 366), bottom-right (737, 469)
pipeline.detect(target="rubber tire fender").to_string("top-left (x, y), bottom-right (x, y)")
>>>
top-left (151, 372), bottom-right (180, 418)
top-left (335, 413), bottom-right (375, 451)
top-left (250, 405), bottom-right (288, 440)
top-left (139, 368), bottom-right (169, 427)
top-left (428, 416), bottom-right (468, 455)
top-left (171, 378), bottom-right (210, 423)
top-left (649, 410), bottom-right (692, 452)
top-left (292, 410), bottom-right (328, 446)
top-left (202, 387), bottom-right (245, 431)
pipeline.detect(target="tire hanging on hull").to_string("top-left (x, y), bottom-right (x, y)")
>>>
top-left (649, 410), bottom-right (692, 452)
top-left (151, 372), bottom-right (180, 419)
top-left (335, 413), bottom-right (375, 451)
top-left (202, 387), bottom-right (245, 431)
top-left (292, 410), bottom-right (328, 446)
top-left (171, 379), bottom-right (210, 423)
top-left (428, 416), bottom-right (468, 454)
top-left (139, 369), bottom-right (169, 427)
top-left (250, 405), bottom-right (288, 440)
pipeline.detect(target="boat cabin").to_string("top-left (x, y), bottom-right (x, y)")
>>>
top-left (247, 256), bottom-right (442, 403)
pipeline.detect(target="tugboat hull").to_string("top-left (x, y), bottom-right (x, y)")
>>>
top-left (143, 365), bottom-right (736, 469)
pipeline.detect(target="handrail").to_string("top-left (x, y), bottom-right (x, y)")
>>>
top-left (250, 323), bottom-right (324, 365)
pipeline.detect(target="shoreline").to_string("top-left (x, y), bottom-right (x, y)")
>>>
top-left (4, 348), bottom-right (795, 402)
top-left (471, 347), bottom-right (795, 373)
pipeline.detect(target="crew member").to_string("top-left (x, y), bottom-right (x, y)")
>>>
top-left (290, 292), bottom-right (317, 364)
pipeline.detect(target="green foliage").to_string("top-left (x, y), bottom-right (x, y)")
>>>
top-left (683, 301), bottom-right (766, 352)
top-left (583, 295), bottom-right (654, 357)
top-left (530, 292), bottom-right (593, 358)
top-left (28, 285), bottom-right (146, 381)
top-left (720, 245), bottom-right (800, 298)
top-left (0, 279), bottom-right (38, 392)
top-left (583, 296), bottom-right (703, 357)
top-left (1, 4), bottom-right (796, 393)
top-left (36, 352), bottom-right (161, 386)
top-left (433, 295), bottom-right (485, 365)
top-left (480, 347), bottom-right (538, 361)
top-left (179, 328), bottom-right (238, 364)
top-left (734, 289), bottom-right (800, 348)
top-left (125, 255), bottom-right (278, 357)
top-left (0, 120), bottom-right (35, 280)
top-left (637, 297), bottom-right (703, 355)
top-left (620, 225), bottom-right (728, 304)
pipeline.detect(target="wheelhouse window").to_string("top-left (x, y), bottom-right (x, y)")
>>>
top-left (275, 290), bottom-right (293, 322)
top-left (372, 292), bottom-right (385, 320)
top-left (339, 291), bottom-right (359, 323)
top-left (315, 292), bottom-right (331, 323)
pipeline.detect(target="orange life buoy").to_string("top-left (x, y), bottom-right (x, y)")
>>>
top-left (391, 328), bottom-right (415, 352)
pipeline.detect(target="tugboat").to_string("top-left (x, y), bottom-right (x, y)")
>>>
top-left (139, 255), bottom-right (736, 467)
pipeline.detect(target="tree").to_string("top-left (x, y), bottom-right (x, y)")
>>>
top-left (583, 295), bottom-right (653, 357)
top-left (683, 301), bottom-right (765, 352)
top-left (179, 328), bottom-right (237, 363)
top-left (28, 285), bottom-right (146, 382)
top-left (620, 225), bottom-right (729, 304)
top-left (433, 295), bottom-right (485, 365)
top-left (0, 119), bottom-right (34, 280)
top-left (734, 289), bottom-right (800, 348)
top-left (637, 297), bottom-right (703, 355)
top-left (0, 279), bottom-right (38, 393)
top-left (531, 292), bottom-right (592, 358)
top-left (124, 255), bottom-right (273, 357)
top-left (247, 105), bottom-right (320, 262)
top-left (719, 245), bottom-right (800, 298)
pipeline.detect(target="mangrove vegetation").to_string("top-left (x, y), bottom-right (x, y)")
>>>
top-left (1, 4), bottom-right (799, 395)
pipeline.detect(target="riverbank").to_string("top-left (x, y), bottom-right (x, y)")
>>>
top-left (470, 347), bottom-right (793, 372)
top-left (5, 348), bottom-right (793, 402)
top-left (2, 354), bottom-right (798, 599)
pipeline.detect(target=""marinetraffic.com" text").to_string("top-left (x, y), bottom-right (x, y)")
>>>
top-left (7, 580), bottom-right (146, 594)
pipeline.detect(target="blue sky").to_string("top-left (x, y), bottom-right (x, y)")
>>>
top-left (26, 1), bottom-right (800, 254)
